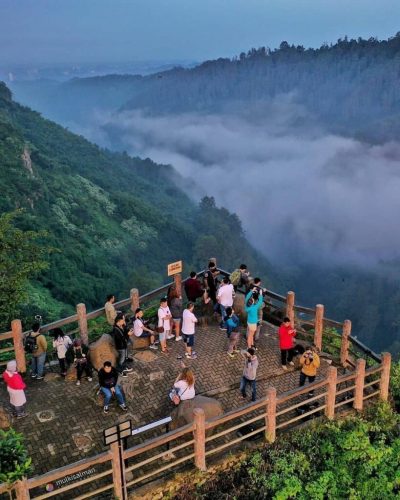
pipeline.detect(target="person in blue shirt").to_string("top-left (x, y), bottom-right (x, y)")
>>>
top-left (245, 290), bottom-right (264, 349)
top-left (225, 307), bottom-right (241, 358)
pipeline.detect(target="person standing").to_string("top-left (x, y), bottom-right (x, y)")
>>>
top-left (184, 272), bottom-right (205, 302)
top-left (104, 295), bottom-right (118, 326)
top-left (2, 360), bottom-right (27, 418)
top-left (98, 361), bottom-right (128, 414)
top-left (52, 328), bottom-right (72, 376)
top-left (203, 261), bottom-right (219, 305)
top-left (158, 298), bottom-right (173, 353)
top-left (168, 286), bottom-right (183, 341)
top-left (244, 291), bottom-right (264, 349)
top-left (112, 314), bottom-right (133, 376)
top-left (217, 277), bottom-right (235, 330)
top-left (299, 346), bottom-right (320, 396)
top-left (30, 322), bottom-right (47, 380)
top-left (252, 278), bottom-right (266, 343)
top-left (278, 317), bottom-right (297, 370)
top-left (225, 307), bottom-right (241, 358)
top-left (66, 339), bottom-right (93, 386)
top-left (240, 348), bottom-right (258, 401)
top-left (182, 302), bottom-right (198, 360)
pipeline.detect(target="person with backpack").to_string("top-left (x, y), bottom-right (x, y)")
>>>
top-left (240, 348), bottom-right (258, 401)
top-left (66, 339), bottom-right (93, 386)
top-left (225, 307), bottom-right (241, 358)
top-left (98, 361), bottom-right (128, 414)
top-left (27, 322), bottom-right (47, 380)
top-left (51, 328), bottom-right (72, 376)
top-left (230, 264), bottom-right (250, 292)
top-left (2, 360), bottom-right (27, 418)
top-left (245, 291), bottom-right (264, 349)
top-left (279, 317), bottom-right (297, 370)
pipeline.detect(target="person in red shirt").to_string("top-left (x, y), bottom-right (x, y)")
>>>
top-left (278, 317), bottom-right (296, 370)
top-left (2, 360), bottom-right (27, 418)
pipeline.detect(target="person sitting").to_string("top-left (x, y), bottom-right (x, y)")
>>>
top-left (2, 360), bottom-right (27, 418)
top-left (112, 313), bottom-right (133, 376)
top-left (173, 366), bottom-right (196, 401)
top-left (184, 272), bottom-right (205, 302)
top-left (66, 339), bottom-right (93, 386)
top-left (133, 308), bottom-right (158, 349)
top-left (98, 361), bottom-right (128, 414)
top-left (51, 328), bottom-right (72, 376)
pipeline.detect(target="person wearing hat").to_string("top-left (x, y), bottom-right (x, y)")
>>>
top-left (2, 360), bottom-right (27, 418)
top-left (66, 339), bottom-right (93, 386)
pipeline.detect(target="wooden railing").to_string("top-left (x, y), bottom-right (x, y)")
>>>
top-left (3, 352), bottom-right (391, 499)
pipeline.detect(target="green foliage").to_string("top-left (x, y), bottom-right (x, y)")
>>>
top-left (0, 210), bottom-right (50, 329)
top-left (0, 429), bottom-right (31, 486)
top-left (390, 361), bottom-right (400, 410)
top-left (174, 403), bottom-right (400, 500)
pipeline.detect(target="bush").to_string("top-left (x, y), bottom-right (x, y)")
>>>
top-left (0, 428), bottom-right (31, 486)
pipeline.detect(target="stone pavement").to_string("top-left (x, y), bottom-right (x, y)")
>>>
top-left (0, 319), bottom-right (337, 480)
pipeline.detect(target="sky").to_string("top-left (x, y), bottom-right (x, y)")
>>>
top-left (1, 0), bottom-right (400, 65)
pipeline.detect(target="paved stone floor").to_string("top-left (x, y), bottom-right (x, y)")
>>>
top-left (0, 319), bottom-right (336, 481)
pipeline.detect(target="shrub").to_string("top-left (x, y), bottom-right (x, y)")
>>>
top-left (0, 428), bottom-right (31, 486)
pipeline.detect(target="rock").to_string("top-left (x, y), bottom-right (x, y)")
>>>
top-left (44, 372), bottom-right (60, 382)
top-left (89, 334), bottom-right (117, 371)
top-left (132, 336), bottom-right (150, 349)
top-left (0, 406), bottom-right (11, 429)
top-left (64, 365), bottom-right (77, 382)
top-left (134, 351), bottom-right (157, 363)
top-left (170, 395), bottom-right (223, 430)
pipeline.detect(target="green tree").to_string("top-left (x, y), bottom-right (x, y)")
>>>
top-left (0, 210), bottom-right (50, 329)
top-left (0, 428), bottom-right (31, 487)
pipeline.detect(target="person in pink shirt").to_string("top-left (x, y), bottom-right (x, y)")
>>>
top-left (278, 317), bottom-right (296, 370)
top-left (2, 360), bottom-right (27, 418)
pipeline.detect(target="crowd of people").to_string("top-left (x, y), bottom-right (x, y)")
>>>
top-left (2, 261), bottom-right (321, 417)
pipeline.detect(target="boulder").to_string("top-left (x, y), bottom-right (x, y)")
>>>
top-left (233, 294), bottom-right (246, 323)
top-left (89, 334), bottom-right (117, 371)
top-left (170, 395), bottom-right (223, 430)
top-left (132, 335), bottom-right (150, 350)
top-left (0, 406), bottom-right (11, 429)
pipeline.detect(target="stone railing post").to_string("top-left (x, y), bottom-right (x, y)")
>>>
top-left (286, 291), bottom-right (295, 327)
top-left (265, 386), bottom-right (277, 443)
top-left (379, 352), bottom-right (391, 402)
top-left (130, 288), bottom-right (139, 312)
top-left (14, 478), bottom-right (30, 500)
top-left (340, 320), bottom-right (351, 367)
top-left (314, 304), bottom-right (324, 350)
top-left (353, 358), bottom-right (366, 411)
top-left (76, 303), bottom-right (88, 345)
top-left (193, 408), bottom-right (206, 471)
top-left (325, 366), bottom-right (338, 419)
top-left (174, 273), bottom-right (182, 297)
top-left (110, 442), bottom-right (125, 500)
top-left (11, 319), bottom-right (26, 373)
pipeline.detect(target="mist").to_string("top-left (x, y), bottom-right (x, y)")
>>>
top-left (82, 100), bottom-right (400, 269)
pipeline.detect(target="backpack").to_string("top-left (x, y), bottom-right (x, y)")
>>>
top-left (230, 269), bottom-right (241, 286)
top-left (24, 334), bottom-right (38, 353)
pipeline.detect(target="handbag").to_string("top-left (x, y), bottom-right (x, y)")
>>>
top-left (155, 326), bottom-right (164, 334)
top-left (169, 385), bottom-right (188, 405)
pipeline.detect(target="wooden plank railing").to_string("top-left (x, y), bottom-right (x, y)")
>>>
top-left (2, 351), bottom-right (391, 499)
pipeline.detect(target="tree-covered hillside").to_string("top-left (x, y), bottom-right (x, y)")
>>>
top-left (0, 82), bottom-right (276, 329)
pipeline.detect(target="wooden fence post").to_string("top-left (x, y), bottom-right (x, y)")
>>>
top-left (130, 288), bottom-right (139, 312)
top-left (265, 386), bottom-right (277, 443)
top-left (353, 358), bottom-right (366, 411)
top-left (340, 320), bottom-right (351, 367)
top-left (193, 408), bottom-right (206, 471)
top-left (286, 291), bottom-right (295, 328)
top-left (314, 304), bottom-right (324, 351)
top-left (325, 366), bottom-right (338, 419)
top-left (11, 319), bottom-right (26, 373)
top-left (379, 352), bottom-right (391, 402)
top-left (110, 442), bottom-right (125, 500)
top-left (174, 273), bottom-right (182, 297)
top-left (76, 303), bottom-right (88, 345)
top-left (14, 478), bottom-right (30, 500)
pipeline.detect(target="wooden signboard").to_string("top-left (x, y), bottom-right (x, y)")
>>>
top-left (167, 260), bottom-right (182, 276)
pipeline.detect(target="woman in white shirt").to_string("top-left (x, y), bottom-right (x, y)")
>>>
top-left (173, 367), bottom-right (195, 401)
top-left (52, 328), bottom-right (72, 376)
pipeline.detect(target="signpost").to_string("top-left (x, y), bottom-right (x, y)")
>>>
top-left (167, 260), bottom-right (182, 276)
top-left (103, 420), bottom-right (132, 500)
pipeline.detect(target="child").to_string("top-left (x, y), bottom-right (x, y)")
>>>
top-left (158, 297), bottom-right (173, 353)
top-left (240, 348), bottom-right (258, 401)
top-left (225, 307), bottom-right (241, 358)
top-left (278, 317), bottom-right (296, 370)
top-left (66, 339), bottom-right (93, 386)
top-left (2, 360), bottom-right (27, 418)
top-left (52, 328), bottom-right (72, 376)
top-left (299, 346), bottom-right (320, 396)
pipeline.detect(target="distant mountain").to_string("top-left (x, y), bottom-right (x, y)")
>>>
top-left (0, 81), bottom-right (276, 328)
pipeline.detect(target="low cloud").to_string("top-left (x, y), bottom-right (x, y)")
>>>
top-left (78, 101), bottom-right (400, 267)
